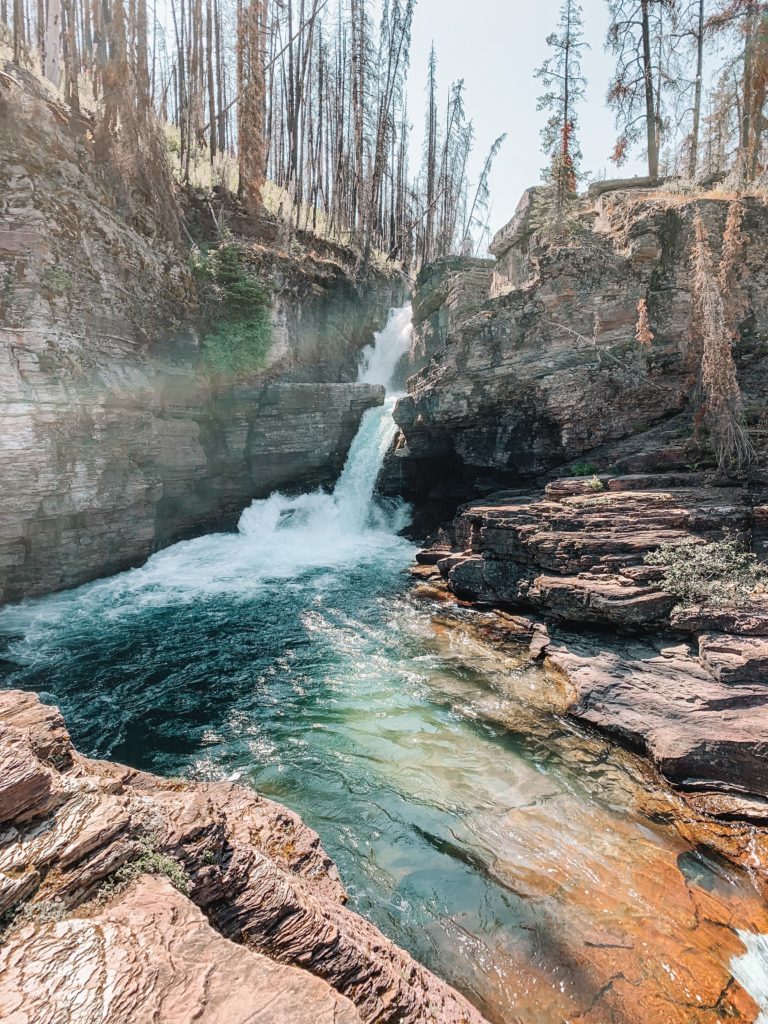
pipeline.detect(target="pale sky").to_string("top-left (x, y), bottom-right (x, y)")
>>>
top-left (405, 0), bottom-right (646, 239)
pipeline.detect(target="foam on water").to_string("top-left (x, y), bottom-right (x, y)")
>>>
top-left (732, 932), bottom-right (768, 1023)
top-left (0, 305), bottom-right (414, 639)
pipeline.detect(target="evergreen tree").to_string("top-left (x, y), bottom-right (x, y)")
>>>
top-left (535, 0), bottom-right (588, 221)
top-left (606, 0), bottom-right (674, 177)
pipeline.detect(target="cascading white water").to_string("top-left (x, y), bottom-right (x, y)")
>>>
top-left (0, 306), bottom-right (415, 628)
top-left (732, 932), bottom-right (768, 1024)
top-left (238, 303), bottom-right (412, 546)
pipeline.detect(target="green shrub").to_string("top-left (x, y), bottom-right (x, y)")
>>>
top-left (202, 315), bottom-right (271, 374)
top-left (95, 838), bottom-right (190, 899)
top-left (570, 461), bottom-right (599, 477)
top-left (2, 898), bottom-right (67, 934)
top-left (645, 535), bottom-right (768, 607)
top-left (191, 241), bottom-right (272, 374)
top-left (42, 266), bottom-right (73, 294)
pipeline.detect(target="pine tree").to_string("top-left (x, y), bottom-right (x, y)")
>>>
top-left (535, 0), bottom-right (587, 222)
top-left (707, 0), bottom-right (768, 180)
top-left (422, 42), bottom-right (438, 263)
top-left (606, 0), bottom-right (674, 177)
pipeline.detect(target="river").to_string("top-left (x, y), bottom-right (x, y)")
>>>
top-left (1, 305), bottom-right (767, 1023)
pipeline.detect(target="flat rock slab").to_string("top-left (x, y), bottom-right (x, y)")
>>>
top-left (0, 875), bottom-right (362, 1024)
top-left (547, 634), bottom-right (768, 799)
top-left (698, 632), bottom-right (768, 684)
top-left (532, 573), bottom-right (675, 626)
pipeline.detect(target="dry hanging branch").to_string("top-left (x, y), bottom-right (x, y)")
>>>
top-left (691, 209), bottom-right (754, 473)
top-left (635, 297), bottom-right (654, 346)
top-left (718, 197), bottom-right (749, 330)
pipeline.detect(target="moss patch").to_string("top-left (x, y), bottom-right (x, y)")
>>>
top-left (42, 266), bottom-right (73, 294)
top-left (192, 241), bottom-right (272, 375)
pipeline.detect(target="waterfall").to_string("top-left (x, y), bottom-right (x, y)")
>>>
top-left (238, 303), bottom-right (412, 546)
top-left (0, 305), bottom-right (415, 630)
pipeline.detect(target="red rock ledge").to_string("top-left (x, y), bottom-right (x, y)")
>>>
top-left (0, 690), bottom-right (489, 1024)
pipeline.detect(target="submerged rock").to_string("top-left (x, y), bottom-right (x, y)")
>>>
top-left (0, 690), bottom-right (489, 1024)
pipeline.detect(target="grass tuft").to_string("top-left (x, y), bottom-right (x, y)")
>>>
top-left (645, 534), bottom-right (768, 608)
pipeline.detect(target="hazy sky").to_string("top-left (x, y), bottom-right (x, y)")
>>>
top-left (405, 0), bottom-right (646, 239)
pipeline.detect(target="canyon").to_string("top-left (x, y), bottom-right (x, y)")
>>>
top-left (0, 62), bottom-right (400, 603)
top-left (2, 57), bottom-right (768, 1024)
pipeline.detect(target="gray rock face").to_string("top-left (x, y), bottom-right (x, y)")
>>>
top-left (387, 189), bottom-right (768, 510)
top-left (0, 64), bottom-right (394, 603)
top-left (0, 375), bottom-right (384, 603)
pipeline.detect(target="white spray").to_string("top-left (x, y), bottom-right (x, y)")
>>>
top-left (0, 305), bottom-right (415, 634)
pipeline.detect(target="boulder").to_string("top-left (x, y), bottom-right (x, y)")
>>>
top-left (0, 690), bottom-right (488, 1024)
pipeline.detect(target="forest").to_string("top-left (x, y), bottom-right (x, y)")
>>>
top-left (1, 0), bottom-right (766, 269)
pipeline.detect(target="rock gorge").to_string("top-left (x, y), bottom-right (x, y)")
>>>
top-left (385, 185), bottom-right (768, 510)
top-left (393, 183), bottom-right (768, 878)
top-left (0, 63), bottom-right (400, 603)
top-left (4, 45), bottom-right (768, 1024)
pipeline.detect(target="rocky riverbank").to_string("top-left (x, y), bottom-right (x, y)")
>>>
top-left (396, 183), bottom-right (768, 873)
top-left (0, 62), bottom-right (401, 603)
top-left (414, 478), bottom-right (768, 837)
top-left (0, 689), bottom-right (488, 1024)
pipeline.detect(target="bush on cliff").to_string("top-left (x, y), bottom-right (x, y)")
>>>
top-left (645, 535), bottom-right (768, 607)
top-left (192, 241), bottom-right (272, 374)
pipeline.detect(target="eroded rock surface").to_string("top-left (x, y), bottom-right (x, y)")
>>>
top-left (420, 477), bottom-right (768, 822)
top-left (384, 188), bottom-right (768, 509)
top-left (0, 690), bottom-right (489, 1024)
top-left (0, 876), bottom-right (363, 1024)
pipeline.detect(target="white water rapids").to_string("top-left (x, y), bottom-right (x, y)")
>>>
top-left (0, 305), bottom-right (414, 629)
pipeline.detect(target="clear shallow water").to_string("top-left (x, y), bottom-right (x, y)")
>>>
top-left (1, 306), bottom-right (767, 1023)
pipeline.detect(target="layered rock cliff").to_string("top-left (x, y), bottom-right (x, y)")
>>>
top-left (0, 690), bottom-right (488, 1024)
top-left (384, 186), bottom-right (768, 512)
top-left (400, 184), bottom-right (768, 864)
top-left (0, 63), bottom-right (400, 603)
top-left (416, 478), bottom-right (768, 831)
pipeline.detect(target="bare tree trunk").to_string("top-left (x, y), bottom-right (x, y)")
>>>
top-left (689, 0), bottom-right (704, 178)
top-left (640, 0), bottom-right (659, 178)
top-left (45, 0), bottom-right (62, 85)
top-left (424, 43), bottom-right (438, 263)
top-left (214, 0), bottom-right (225, 153)
top-left (62, 0), bottom-right (79, 109)
top-left (135, 0), bottom-right (149, 108)
top-left (238, 0), bottom-right (266, 215)
top-left (206, 0), bottom-right (216, 162)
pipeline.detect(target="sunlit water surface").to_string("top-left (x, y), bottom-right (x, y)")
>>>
top-left (1, 306), bottom-right (767, 1023)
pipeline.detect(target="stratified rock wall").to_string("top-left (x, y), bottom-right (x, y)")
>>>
top-left (0, 64), bottom-right (397, 603)
top-left (418, 476), bottom-right (768, 822)
top-left (386, 188), bottom-right (768, 509)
